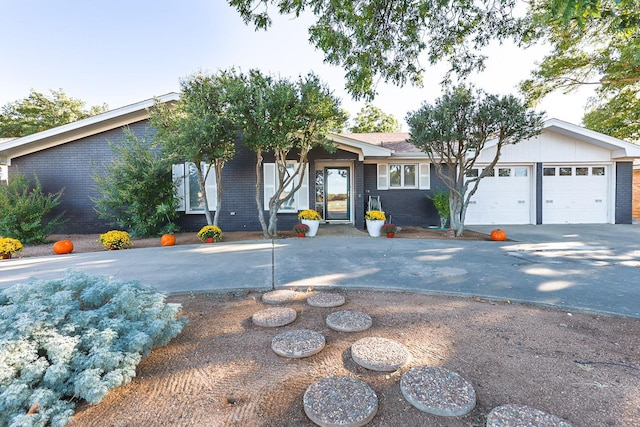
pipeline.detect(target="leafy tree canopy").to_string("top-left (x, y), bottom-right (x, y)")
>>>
top-left (350, 104), bottom-right (401, 133)
top-left (150, 71), bottom-right (242, 226)
top-left (228, 0), bottom-right (533, 100)
top-left (234, 69), bottom-right (346, 237)
top-left (582, 86), bottom-right (640, 142)
top-left (407, 86), bottom-right (544, 236)
top-left (0, 89), bottom-right (108, 137)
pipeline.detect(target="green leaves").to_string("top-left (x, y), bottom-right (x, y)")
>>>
top-left (350, 104), bottom-right (400, 133)
top-left (0, 89), bottom-right (108, 138)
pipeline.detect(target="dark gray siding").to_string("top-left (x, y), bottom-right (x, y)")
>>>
top-left (536, 162), bottom-right (543, 224)
top-left (615, 161), bottom-right (633, 224)
top-left (363, 164), bottom-right (442, 227)
top-left (9, 121), bottom-right (156, 233)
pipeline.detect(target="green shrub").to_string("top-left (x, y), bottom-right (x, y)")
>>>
top-left (0, 173), bottom-right (64, 243)
top-left (92, 128), bottom-right (179, 237)
top-left (0, 271), bottom-right (187, 427)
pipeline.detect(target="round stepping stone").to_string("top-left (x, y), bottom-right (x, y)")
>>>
top-left (303, 376), bottom-right (378, 427)
top-left (307, 292), bottom-right (346, 308)
top-left (325, 310), bottom-right (372, 332)
top-left (400, 366), bottom-right (476, 416)
top-left (351, 337), bottom-right (410, 372)
top-left (262, 289), bottom-right (304, 304)
top-left (271, 329), bottom-right (326, 358)
top-left (487, 404), bottom-right (573, 427)
top-left (252, 307), bottom-right (297, 327)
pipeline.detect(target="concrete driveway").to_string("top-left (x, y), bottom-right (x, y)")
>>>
top-left (1, 224), bottom-right (638, 318)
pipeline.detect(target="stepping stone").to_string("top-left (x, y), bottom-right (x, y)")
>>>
top-left (262, 289), bottom-right (305, 304)
top-left (487, 404), bottom-right (573, 427)
top-left (252, 307), bottom-right (297, 327)
top-left (351, 337), bottom-right (410, 372)
top-left (325, 310), bottom-right (372, 332)
top-left (271, 329), bottom-right (326, 358)
top-left (400, 366), bottom-right (476, 416)
top-left (304, 376), bottom-right (378, 427)
top-left (307, 292), bottom-right (346, 308)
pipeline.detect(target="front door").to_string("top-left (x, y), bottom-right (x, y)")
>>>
top-left (324, 167), bottom-right (350, 221)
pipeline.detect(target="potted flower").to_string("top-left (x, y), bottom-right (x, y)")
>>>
top-left (298, 209), bottom-right (321, 237)
top-left (381, 223), bottom-right (398, 238)
top-left (364, 210), bottom-right (386, 237)
top-left (198, 225), bottom-right (222, 243)
top-left (293, 223), bottom-right (310, 237)
top-left (99, 230), bottom-right (131, 250)
top-left (0, 237), bottom-right (23, 259)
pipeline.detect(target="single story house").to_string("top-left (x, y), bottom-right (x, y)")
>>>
top-left (1, 93), bottom-right (639, 234)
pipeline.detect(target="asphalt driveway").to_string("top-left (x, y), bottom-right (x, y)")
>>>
top-left (1, 224), bottom-right (638, 318)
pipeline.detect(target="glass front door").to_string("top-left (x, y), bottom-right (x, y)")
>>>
top-left (324, 167), bottom-right (350, 221)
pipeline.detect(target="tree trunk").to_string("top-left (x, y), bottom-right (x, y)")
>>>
top-left (213, 161), bottom-right (224, 227)
top-left (253, 149), bottom-right (269, 238)
top-left (196, 163), bottom-right (214, 226)
top-left (449, 190), bottom-right (465, 237)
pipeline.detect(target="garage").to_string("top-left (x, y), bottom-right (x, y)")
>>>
top-left (542, 165), bottom-right (610, 224)
top-left (464, 165), bottom-right (533, 225)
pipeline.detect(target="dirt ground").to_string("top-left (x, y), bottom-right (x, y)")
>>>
top-left (15, 229), bottom-right (640, 426)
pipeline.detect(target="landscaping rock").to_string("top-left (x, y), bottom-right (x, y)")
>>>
top-left (486, 404), bottom-right (573, 427)
top-left (325, 310), bottom-right (372, 332)
top-left (351, 337), bottom-right (410, 372)
top-left (400, 366), bottom-right (476, 416)
top-left (303, 376), bottom-right (378, 427)
top-left (252, 307), bottom-right (297, 327)
top-left (307, 292), bottom-right (346, 308)
top-left (262, 289), bottom-right (305, 304)
top-left (271, 329), bottom-right (326, 358)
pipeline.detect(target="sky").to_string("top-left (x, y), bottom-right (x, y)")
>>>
top-left (0, 0), bottom-right (596, 131)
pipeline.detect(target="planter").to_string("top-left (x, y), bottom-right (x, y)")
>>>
top-left (297, 232), bottom-right (306, 238)
top-left (366, 219), bottom-right (384, 237)
top-left (386, 232), bottom-right (395, 238)
top-left (205, 237), bottom-right (215, 243)
top-left (301, 219), bottom-right (320, 237)
top-left (2, 253), bottom-right (11, 260)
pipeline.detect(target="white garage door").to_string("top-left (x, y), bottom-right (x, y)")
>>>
top-left (543, 165), bottom-right (609, 224)
top-left (465, 166), bottom-right (532, 225)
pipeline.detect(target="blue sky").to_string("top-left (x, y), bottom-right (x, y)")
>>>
top-left (0, 0), bottom-right (594, 130)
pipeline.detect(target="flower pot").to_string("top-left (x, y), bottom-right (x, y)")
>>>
top-left (366, 219), bottom-right (384, 237)
top-left (205, 237), bottom-right (215, 243)
top-left (2, 253), bottom-right (11, 259)
top-left (297, 232), bottom-right (306, 238)
top-left (387, 232), bottom-right (395, 238)
top-left (301, 219), bottom-right (319, 237)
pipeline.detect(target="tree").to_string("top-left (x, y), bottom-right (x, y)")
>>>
top-left (92, 128), bottom-right (179, 236)
top-left (228, 0), bottom-right (533, 100)
top-left (150, 71), bottom-right (240, 226)
top-left (521, 0), bottom-right (639, 133)
top-left (582, 87), bottom-right (640, 142)
top-left (0, 89), bottom-right (108, 137)
top-left (0, 172), bottom-right (65, 243)
top-left (350, 104), bottom-right (400, 133)
top-left (235, 70), bottom-right (346, 238)
top-left (407, 86), bottom-right (544, 236)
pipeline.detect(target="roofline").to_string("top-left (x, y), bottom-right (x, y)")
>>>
top-left (326, 133), bottom-right (394, 161)
top-left (0, 92), bottom-right (180, 164)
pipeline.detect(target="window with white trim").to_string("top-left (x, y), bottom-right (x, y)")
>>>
top-left (377, 163), bottom-right (430, 190)
top-left (172, 162), bottom-right (217, 214)
top-left (263, 162), bottom-right (309, 212)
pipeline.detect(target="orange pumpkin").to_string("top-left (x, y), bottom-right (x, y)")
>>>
top-left (53, 239), bottom-right (74, 254)
top-left (490, 229), bottom-right (507, 241)
top-left (160, 234), bottom-right (176, 247)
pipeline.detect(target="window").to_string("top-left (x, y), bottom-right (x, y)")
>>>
top-left (559, 167), bottom-right (572, 176)
top-left (466, 168), bottom-right (479, 178)
top-left (377, 163), bottom-right (429, 190)
top-left (514, 167), bottom-right (528, 177)
top-left (263, 162), bottom-right (309, 212)
top-left (592, 167), bottom-right (605, 176)
top-left (576, 167), bottom-right (588, 176)
top-left (498, 168), bottom-right (511, 177)
top-left (172, 162), bottom-right (217, 213)
top-left (483, 168), bottom-right (495, 177)
top-left (543, 167), bottom-right (555, 176)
